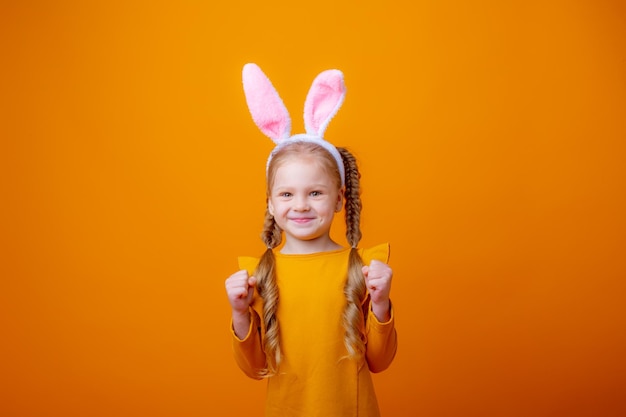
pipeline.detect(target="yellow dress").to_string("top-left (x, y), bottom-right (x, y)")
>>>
top-left (232, 243), bottom-right (397, 417)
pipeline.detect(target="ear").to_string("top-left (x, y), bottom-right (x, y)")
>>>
top-left (242, 63), bottom-right (292, 143)
top-left (268, 199), bottom-right (275, 217)
top-left (335, 186), bottom-right (345, 212)
top-left (304, 69), bottom-right (346, 137)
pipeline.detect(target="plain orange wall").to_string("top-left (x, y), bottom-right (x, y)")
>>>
top-left (1, 1), bottom-right (625, 416)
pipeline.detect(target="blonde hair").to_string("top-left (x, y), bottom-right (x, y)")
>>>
top-left (254, 141), bottom-right (366, 376)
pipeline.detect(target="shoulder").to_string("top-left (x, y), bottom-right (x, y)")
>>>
top-left (359, 242), bottom-right (390, 264)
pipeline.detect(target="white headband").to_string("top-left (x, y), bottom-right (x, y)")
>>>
top-left (242, 63), bottom-right (346, 186)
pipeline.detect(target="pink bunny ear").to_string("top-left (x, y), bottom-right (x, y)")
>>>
top-left (303, 69), bottom-right (346, 137)
top-left (242, 63), bottom-right (292, 143)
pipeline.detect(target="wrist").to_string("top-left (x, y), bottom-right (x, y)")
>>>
top-left (371, 299), bottom-right (391, 322)
top-left (232, 308), bottom-right (251, 322)
top-left (231, 309), bottom-right (252, 340)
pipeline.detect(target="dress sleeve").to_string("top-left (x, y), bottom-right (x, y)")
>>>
top-left (230, 256), bottom-right (266, 380)
top-left (360, 243), bottom-right (398, 373)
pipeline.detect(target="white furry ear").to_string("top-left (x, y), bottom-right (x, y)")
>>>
top-left (303, 69), bottom-right (346, 137)
top-left (242, 63), bottom-right (292, 143)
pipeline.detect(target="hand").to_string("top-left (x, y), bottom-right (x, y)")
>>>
top-left (225, 269), bottom-right (257, 316)
top-left (362, 260), bottom-right (393, 321)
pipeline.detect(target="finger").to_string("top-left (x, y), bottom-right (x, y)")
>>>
top-left (361, 265), bottom-right (369, 279)
top-left (226, 274), bottom-right (253, 295)
top-left (248, 276), bottom-right (257, 287)
top-left (237, 287), bottom-right (249, 299)
top-left (227, 270), bottom-right (250, 284)
top-left (227, 287), bottom-right (248, 300)
top-left (368, 260), bottom-right (383, 273)
top-left (367, 263), bottom-right (391, 280)
top-left (366, 277), bottom-right (384, 290)
top-left (225, 278), bottom-right (247, 292)
top-left (366, 277), bottom-right (386, 290)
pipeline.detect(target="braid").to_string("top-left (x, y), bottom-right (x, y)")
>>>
top-left (260, 207), bottom-right (282, 249)
top-left (339, 147), bottom-right (362, 247)
top-left (254, 207), bottom-right (282, 376)
top-left (338, 147), bottom-right (367, 359)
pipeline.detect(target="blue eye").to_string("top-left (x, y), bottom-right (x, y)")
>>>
top-left (279, 192), bottom-right (292, 197)
top-left (310, 191), bottom-right (322, 197)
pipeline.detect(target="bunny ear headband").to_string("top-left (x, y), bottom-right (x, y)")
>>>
top-left (242, 63), bottom-right (347, 186)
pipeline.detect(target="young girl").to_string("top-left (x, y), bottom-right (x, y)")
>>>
top-left (225, 63), bottom-right (397, 417)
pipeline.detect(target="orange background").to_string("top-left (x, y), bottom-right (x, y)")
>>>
top-left (1, 1), bottom-right (625, 416)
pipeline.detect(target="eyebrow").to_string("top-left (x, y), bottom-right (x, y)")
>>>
top-left (273, 183), bottom-right (332, 190)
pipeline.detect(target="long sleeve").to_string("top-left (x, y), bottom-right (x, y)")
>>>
top-left (360, 242), bottom-right (397, 372)
top-left (231, 256), bottom-right (267, 379)
top-left (364, 301), bottom-right (397, 373)
top-left (231, 307), bottom-right (266, 379)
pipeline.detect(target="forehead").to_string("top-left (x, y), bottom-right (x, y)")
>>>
top-left (274, 157), bottom-right (330, 178)
top-left (270, 157), bottom-right (336, 187)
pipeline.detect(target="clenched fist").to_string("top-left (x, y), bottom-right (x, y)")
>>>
top-left (225, 269), bottom-right (257, 315)
top-left (362, 260), bottom-right (393, 322)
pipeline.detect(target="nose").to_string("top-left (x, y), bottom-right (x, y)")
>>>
top-left (293, 195), bottom-right (310, 211)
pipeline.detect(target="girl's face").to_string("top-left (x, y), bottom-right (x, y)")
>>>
top-left (268, 156), bottom-right (343, 254)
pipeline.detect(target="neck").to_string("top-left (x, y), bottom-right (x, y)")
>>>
top-left (280, 237), bottom-right (342, 255)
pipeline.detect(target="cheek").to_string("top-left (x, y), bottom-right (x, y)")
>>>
top-left (322, 203), bottom-right (338, 216)
top-left (269, 200), bottom-right (286, 216)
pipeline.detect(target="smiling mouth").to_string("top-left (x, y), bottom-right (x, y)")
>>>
top-left (290, 218), bottom-right (314, 224)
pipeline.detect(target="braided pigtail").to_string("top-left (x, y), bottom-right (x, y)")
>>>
top-left (254, 207), bottom-right (283, 377)
top-left (338, 147), bottom-right (367, 360)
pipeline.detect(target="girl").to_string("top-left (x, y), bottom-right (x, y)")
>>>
top-left (225, 63), bottom-right (397, 417)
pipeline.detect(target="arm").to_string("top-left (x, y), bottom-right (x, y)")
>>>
top-left (365, 300), bottom-right (397, 373)
top-left (225, 270), bottom-right (266, 379)
top-left (362, 260), bottom-right (397, 373)
top-left (231, 308), bottom-right (266, 379)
